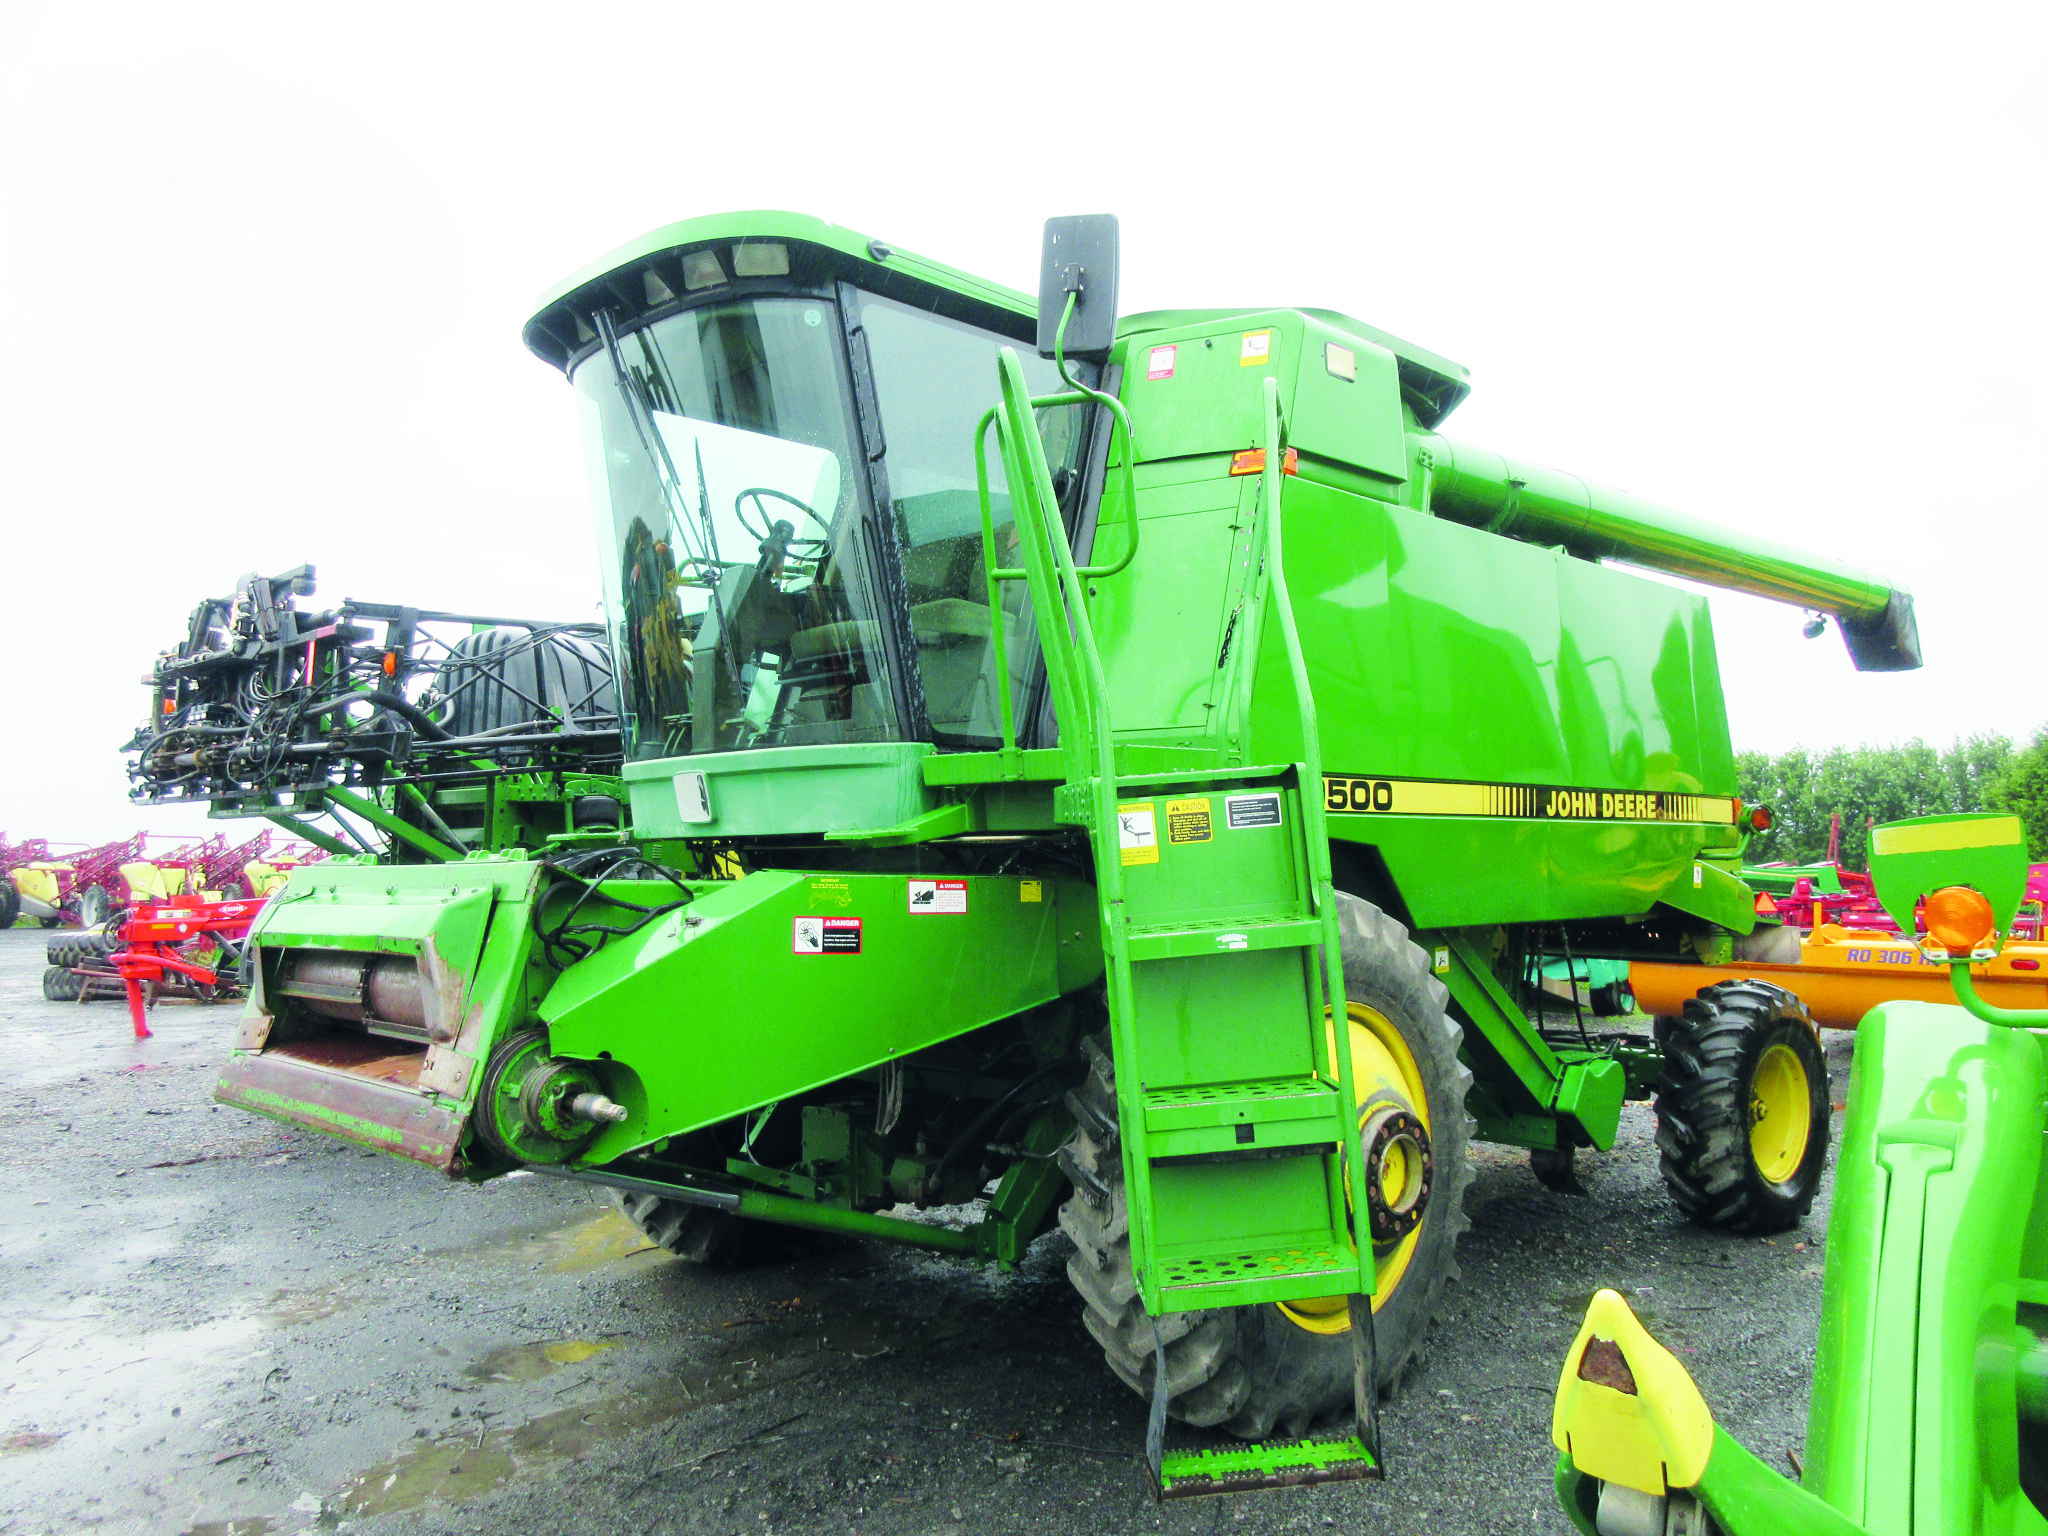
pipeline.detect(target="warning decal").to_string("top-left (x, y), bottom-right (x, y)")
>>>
top-left (793, 916), bottom-right (862, 954)
top-left (1323, 773), bottom-right (1739, 825)
top-left (908, 879), bottom-right (968, 915)
top-left (1019, 880), bottom-right (1044, 903)
top-left (1117, 802), bottom-right (1159, 866)
top-left (1166, 797), bottom-right (1213, 844)
top-left (1226, 792), bottom-right (1283, 830)
top-left (1147, 345), bottom-right (1178, 381)
top-left (1239, 330), bottom-right (1273, 366)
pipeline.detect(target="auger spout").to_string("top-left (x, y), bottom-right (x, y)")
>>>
top-left (1426, 437), bottom-right (1920, 671)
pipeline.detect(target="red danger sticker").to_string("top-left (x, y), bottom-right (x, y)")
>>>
top-left (908, 879), bottom-right (968, 914)
top-left (793, 916), bottom-right (861, 954)
top-left (1146, 344), bottom-right (1177, 381)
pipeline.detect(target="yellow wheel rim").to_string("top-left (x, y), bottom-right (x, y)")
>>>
top-left (1749, 1042), bottom-right (1812, 1185)
top-left (1276, 1003), bottom-right (1431, 1335)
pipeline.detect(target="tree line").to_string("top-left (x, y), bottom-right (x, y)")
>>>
top-left (1735, 730), bottom-right (2048, 870)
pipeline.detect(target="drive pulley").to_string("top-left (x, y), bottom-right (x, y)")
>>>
top-left (473, 1027), bottom-right (628, 1165)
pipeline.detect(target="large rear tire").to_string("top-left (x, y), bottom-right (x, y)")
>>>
top-left (1057, 893), bottom-right (1472, 1438)
top-left (1656, 980), bottom-right (1829, 1234)
top-left (0, 879), bottom-right (18, 928)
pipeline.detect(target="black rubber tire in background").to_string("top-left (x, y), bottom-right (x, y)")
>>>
top-left (1656, 979), bottom-right (1830, 1234)
top-left (42, 965), bottom-right (83, 1002)
top-left (48, 933), bottom-right (120, 966)
top-left (1057, 892), bottom-right (1473, 1439)
top-left (75, 885), bottom-right (111, 929)
top-left (0, 879), bottom-right (18, 928)
top-left (610, 1189), bottom-right (769, 1268)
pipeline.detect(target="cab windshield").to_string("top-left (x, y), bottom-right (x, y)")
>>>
top-left (574, 291), bottom-right (1090, 761)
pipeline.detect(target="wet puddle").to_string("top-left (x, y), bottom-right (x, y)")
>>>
top-left (263, 1282), bottom-right (355, 1326)
top-left (530, 1209), bottom-right (663, 1272)
top-left (463, 1207), bottom-right (665, 1274)
top-left (339, 1309), bottom-right (964, 1515)
top-left (467, 1338), bottom-right (616, 1383)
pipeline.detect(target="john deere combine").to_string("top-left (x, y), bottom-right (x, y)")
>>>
top-left (133, 213), bottom-right (1921, 1493)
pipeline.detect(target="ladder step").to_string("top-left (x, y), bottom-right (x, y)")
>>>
top-left (1144, 1077), bottom-right (1339, 1130)
top-left (1142, 1077), bottom-right (1343, 1157)
top-left (1125, 915), bottom-right (1323, 962)
top-left (1157, 1434), bottom-right (1379, 1498)
top-left (1153, 1237), bottom-right (1360, 1308)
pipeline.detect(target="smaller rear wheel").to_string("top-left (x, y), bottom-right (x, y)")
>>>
top-left (76, 885), bottom-right (111, 929)
top-left (1656, 980), bottom-right (1829, 1234)
top-left (611, 1189), bottom-right (770, 1267)
top-left (42, 966), bottom-right (82, 1002)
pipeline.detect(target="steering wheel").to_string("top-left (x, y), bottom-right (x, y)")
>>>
top-left (734, 487), bottom-right (832, 550)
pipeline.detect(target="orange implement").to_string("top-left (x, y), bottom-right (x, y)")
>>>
top-left (1631, 923), bottom-right (2048, 1030)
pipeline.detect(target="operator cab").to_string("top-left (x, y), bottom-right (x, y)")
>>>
top-left (526, 217), bottom-right (1103, 763)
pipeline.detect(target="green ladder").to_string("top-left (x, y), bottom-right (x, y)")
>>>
top-left (978, 352), bottom-right (1381, 1496)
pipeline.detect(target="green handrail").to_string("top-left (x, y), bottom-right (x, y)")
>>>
top-left (1257, 375), bottom-right (1374, 1294)
top-left (1946, 962), bottom-right (2048, 1029)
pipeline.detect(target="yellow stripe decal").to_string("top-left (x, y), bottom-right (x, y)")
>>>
top-left (1324, 774), bottom-right (1738, 825)
top-left (1868, 816), bottom-right (2024, 857)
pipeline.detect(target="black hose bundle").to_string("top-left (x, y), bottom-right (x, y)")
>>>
top-left (531, 845), bottom-right (692, 968)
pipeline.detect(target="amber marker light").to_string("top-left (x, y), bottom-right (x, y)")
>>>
top-left (1228, 447), bottom-right (1299, 476)
top-left (1925, 886), bottom-right (1996, 956)
top-left (1747, 805), bottom-right (1773, 833)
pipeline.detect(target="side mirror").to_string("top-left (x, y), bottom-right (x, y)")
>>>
top-left (1037, 214), bottom-right (1120, 361)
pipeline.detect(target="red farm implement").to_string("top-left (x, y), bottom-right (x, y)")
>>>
top-left (43, 894), bottom-right (265, 1038)
top-left (149, 830), bottom-right (275, 900)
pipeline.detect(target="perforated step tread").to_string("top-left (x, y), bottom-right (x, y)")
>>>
top-left (1143, 1076), bottom-right (1340, 1131)
top-left (1152, 1237), bottom-right (1360, 1305)
top-left (1158, 1434), bottom-right (1379, 1497)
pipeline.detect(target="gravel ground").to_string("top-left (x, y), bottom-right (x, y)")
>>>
top-left (0, 925), bottom-right (1852, 1535)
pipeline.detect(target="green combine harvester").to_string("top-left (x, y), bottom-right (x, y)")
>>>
top-left (131, 213), bottom-right (1920, 1495)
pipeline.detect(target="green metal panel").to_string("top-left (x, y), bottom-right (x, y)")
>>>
top-left (622, 741), bottom-right (936, 839)
top-left (541, 869), bottom-right (1101, 1160)
top-left (1287, 314), bottom-right (1409, 485)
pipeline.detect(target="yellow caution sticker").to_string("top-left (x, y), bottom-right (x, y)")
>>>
top-left (1166, 797), bottom-right (1214, 844)
top-left (1117, 803), bottom-right (1159, 866)
top-left (1020, 879), bottom-right (1044, 903)
top-left (806, 875), bottom-right (854, 907)
top-left (1239, 329), bottom-right (1273, 366)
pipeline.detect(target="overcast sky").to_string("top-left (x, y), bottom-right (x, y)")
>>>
top-left (4, 4), bottom-right (2042, 847)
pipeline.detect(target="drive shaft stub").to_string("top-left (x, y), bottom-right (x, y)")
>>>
top-left (474, 1027), bottom-right (623, 1164)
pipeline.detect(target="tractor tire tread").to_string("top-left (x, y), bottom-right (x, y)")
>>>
top-left (610, 1189), bottom-right (788, 1268)
top-left (1655, 979), bottom-right (1829, 1234)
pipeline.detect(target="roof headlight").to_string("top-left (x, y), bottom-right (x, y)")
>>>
top-left (681, 250), bottom-right (728, 291)
top-left (732, 242), bottom-right (790, 278)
